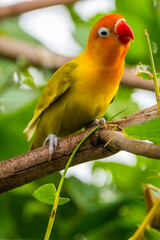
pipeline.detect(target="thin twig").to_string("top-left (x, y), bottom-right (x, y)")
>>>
top-left (108, 104), bottom-right (158, 130)
top-left (144, 29), bottom-right (160, 115)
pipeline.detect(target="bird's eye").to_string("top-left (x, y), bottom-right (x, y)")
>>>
top-left (98, 27), bottom-right (110, 38)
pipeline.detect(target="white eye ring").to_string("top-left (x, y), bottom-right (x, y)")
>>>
top-left (98, 27), bottom-right (110, 38)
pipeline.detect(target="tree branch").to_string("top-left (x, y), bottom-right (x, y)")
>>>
top-left (0, 36), bottom-right (159, 91)
top-left (0, 36), bottom-right (72, 69)
top-left (0, 0), bottom-right (78, 20)
top-left (0, 105), bottom-right (159, 194)
top-left (100, 130), bottom-right (160, 159)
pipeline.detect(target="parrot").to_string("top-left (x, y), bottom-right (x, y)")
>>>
top-left (24, 13), bottom-right (134, 155)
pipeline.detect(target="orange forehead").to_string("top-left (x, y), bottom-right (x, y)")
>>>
top-left (91, 13), bottom-right (125, 34)
top-left (97, 13), bottom-right (124, 27)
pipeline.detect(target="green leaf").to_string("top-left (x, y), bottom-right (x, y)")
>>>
top-left (136, 72), bottom-right (153, 80)
top-left (124, 117), bottom-right (160, 144)
top-left (58, 197), bottom-right (70, 205)
top-left (145, 227), bottom-right (160, 240)
top-left (33, 184), bottom-right (70, 206)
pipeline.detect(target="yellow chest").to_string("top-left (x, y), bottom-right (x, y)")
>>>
top-left (71, 58), bottom-right (124, 119)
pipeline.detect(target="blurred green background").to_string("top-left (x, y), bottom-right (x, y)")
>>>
top-left (0, 0), bottom-right (160, 239)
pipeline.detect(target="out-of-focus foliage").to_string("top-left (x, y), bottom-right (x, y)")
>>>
top-left (0, 18), bottom-right (40, 43)
top-left (0, 0), bottom-right (160, 239)
top-left (105, 85), bottom-right (139, 120)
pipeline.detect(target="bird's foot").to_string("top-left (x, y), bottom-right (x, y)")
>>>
top-left (43, 134), bottom-right (59, 160)
top-left (99, 118), bottom-right (106, 125)
top-left (86, 118), bottom-right (106, 129)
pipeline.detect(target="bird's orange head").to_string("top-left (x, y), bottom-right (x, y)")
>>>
top-left (86, 13), bottom-right (134, 69)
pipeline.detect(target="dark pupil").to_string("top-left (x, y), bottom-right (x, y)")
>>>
top-left (101, 31), bottom-right (107, 36)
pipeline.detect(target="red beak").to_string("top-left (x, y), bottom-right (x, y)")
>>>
top-left (115, 19), bottom-right (134, 44)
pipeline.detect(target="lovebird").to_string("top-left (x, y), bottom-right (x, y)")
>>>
top-left (24, 13), bottom-right (134, 155)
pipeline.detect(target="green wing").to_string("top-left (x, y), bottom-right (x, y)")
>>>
top-left (24, 61), bottom-right (77, 141)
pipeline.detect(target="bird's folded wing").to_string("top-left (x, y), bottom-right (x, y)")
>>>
top-left (23, 61), bottom-right (77, 141)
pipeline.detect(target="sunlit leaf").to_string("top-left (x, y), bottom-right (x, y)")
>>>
top-left (145, 227), bottom-right (160, 240)
top-left (124, 117), bottom-right (160, 144)
top-left (33, 183), bottom-right (70, 205)
top-left (136, 72), bottom-right (153, 80)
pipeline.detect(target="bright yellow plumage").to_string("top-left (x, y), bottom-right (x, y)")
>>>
top-left (24, 13), bottom-right (134, 151)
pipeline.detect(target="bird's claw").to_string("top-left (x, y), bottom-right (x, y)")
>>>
top-left (99, 118), bottom-right (106, 125)
top-left (43, 134), bottom-right (59, 160)
top-left (86, 118), bottom-right (106, 129)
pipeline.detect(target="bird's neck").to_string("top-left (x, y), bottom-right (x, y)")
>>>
top-left (76, 51), bottom-right (125, 89)
top-left (80, 50), bottom-right (125, 72)
top-left (85, 43), bottom-right (129, 71)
